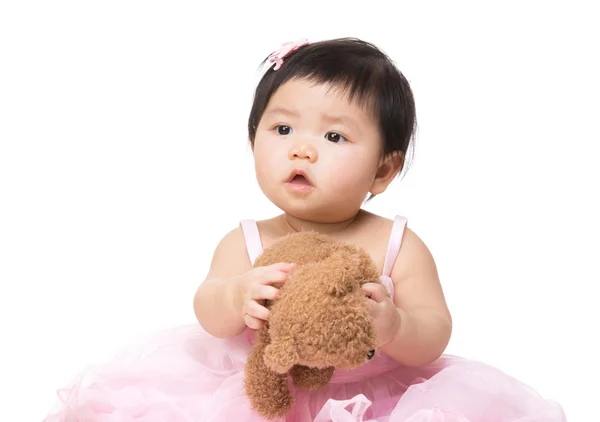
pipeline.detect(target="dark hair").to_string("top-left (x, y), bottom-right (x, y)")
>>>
top-left (248, 37), bottom-right (417, 177)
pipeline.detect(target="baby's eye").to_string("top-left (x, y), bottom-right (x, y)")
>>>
top-left (325, 132), bottom-right (347, 143)
top-left (275, 125), bottom-right (292, 135)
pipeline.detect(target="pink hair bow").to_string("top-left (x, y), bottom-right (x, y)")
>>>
top-left (267, 38), bottom-right (309, 70)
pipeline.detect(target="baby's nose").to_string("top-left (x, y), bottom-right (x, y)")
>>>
top-left (289, 143), bottom-right (318, 163)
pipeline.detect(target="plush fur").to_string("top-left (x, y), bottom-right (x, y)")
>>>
top-left (244, 231), bottom-right (386, 419)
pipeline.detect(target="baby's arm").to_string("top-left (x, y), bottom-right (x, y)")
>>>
top-left (193, 227), bottom-right (295, 338)
top-left (383, 228), bottom-right (453, 366)
top-left (193, 227), bottom-right (252, 338)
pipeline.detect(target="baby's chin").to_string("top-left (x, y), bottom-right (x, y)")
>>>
top-left (276, 201), bottom-right (359, 224)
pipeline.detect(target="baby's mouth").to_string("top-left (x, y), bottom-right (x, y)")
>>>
top-left (289, 174), bottom-right (311, 186)
top-left (287, 170), bottom-right (313, 187)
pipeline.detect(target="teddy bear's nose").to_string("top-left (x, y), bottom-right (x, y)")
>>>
top-left (367, 349), bottom-right (375, 360)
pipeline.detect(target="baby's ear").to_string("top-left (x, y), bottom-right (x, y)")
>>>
top-left (264, 339), bottom-right (298, 374)
top-left (370, 151), bottom-right (404, 196)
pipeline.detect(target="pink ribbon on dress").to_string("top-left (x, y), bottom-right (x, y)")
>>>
top-left (314, 394), bottom-right (375, 422)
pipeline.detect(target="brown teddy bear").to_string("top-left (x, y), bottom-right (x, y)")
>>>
top-left (244, 230), bottom-right (386, 419)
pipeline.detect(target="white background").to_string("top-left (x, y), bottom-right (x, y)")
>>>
top-left (1, 1), bottom-right (598, 421)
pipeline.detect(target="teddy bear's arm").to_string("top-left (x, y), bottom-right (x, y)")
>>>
top-left (290, 365), bottom-right (335, 391)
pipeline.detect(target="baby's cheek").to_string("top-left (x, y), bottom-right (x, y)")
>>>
top-left (329, 168), bottom-right (373, 193)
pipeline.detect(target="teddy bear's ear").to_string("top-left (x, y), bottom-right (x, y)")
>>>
top-left (264, 339), bottom-right (299, 374)
top-left (351, 247), bottom-right (381, 287)
top-left (320, 249), bottom-right (362, 297)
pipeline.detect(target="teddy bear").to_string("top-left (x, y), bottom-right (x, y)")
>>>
top-left (243, 230), bottom-right (386, 419)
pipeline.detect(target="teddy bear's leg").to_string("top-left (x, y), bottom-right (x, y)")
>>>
top-left (244, 327), bottom-right (294, 419)
top-left (290, 365), bottom-right (335, 391)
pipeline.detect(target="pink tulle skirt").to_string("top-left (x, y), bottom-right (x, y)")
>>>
top-left (43, 324), bottom-right (566, 422)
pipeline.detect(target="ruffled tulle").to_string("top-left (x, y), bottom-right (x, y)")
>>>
top-left (43, 324), bottom-right (566, 422)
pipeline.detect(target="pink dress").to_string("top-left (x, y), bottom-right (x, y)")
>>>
top-left (43, 216), bottom-right (567, 422)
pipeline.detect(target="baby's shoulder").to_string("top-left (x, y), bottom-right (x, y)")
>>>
top-left (356, 211), bottom-right (429, 269)
top-left (253, 216), bottom-right (294, 250)
top-left (352, 211), bottom-right (400, 243)
top-left (363, 211), bottom-right (420, 248)
top-left (385, 220), bottom-right (437, 283)
top-left (204, 224), bottom-right (254, 281)
top-left (210, 217), bottom-right (280, 262)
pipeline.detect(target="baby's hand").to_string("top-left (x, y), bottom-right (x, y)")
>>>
top-left (362, 283), bottom-right (401, 348)
top-left (239, 262), bottom-right (296, 330)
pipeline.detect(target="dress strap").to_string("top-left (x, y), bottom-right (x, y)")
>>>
top-left (240, 216), bottom-right (405, 276)
top-left (382, 215), bottom-right (407, 277)
top-left (239, 219), bottom-right (263, 266)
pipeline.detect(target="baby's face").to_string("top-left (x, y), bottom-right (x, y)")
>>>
top-left (253, 78), bottom-right (383, 222)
